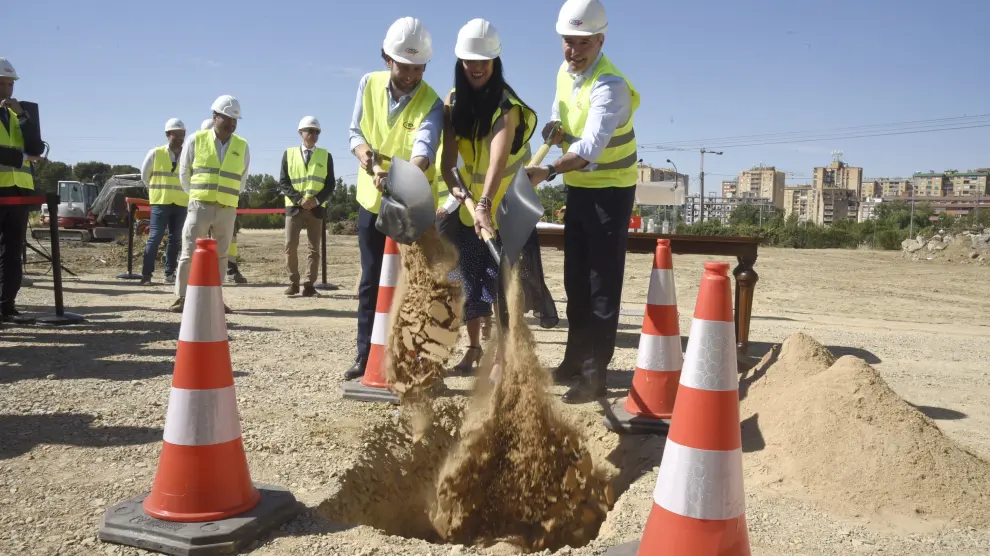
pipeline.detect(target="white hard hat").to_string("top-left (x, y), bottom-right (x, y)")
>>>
top-left (210, 94), bottom-right (242, 119)
top-left (164, 118), bottom-right (186, 132)
top-left (454, 19), bottom-right (502, 61)
top-left (201, 118), bottom-right (214, 130)
top-left (382, 17), bottom-right (433, 65)
top-left (298, 116), bottom-right (321, 131)
top-left (556, 0), bottom-right (608, 36)
top-left (0, 57), bottom-right (18, 80)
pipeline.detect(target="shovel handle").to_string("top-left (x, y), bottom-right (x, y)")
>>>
top-left (462, 197), bottom-right (496, 243)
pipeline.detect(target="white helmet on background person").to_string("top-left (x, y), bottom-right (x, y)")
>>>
top-left (382, 17), bottom-right (433, 65)
top-left (454, 19), bottom-right (502, 60)
top-left (556, 0), bottom-right (608, 36)
top-left (210, 94), bottom-right (242, 119)
top-left (297, 116), bottom-right (321, 131)
top-left (164, 118), bottom-right (185, 132)
top-left (0, 57), bottom-right (18, 80)
top-left (201, 118), bottom-right (214, 130)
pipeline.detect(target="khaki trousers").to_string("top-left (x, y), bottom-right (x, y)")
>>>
top-left (175, 200), bottom-right (237, 298)
top-left (285, 209), bottom-right (322, 286)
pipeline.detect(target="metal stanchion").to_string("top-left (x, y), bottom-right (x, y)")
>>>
top-left (36, 193), bottom-right (85, 326)
top-left (314, 212), bottom-right (338, 291)
top-left (117, 202), bottom-right (141, 280)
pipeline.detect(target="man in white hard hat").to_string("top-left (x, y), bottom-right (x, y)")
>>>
top-left (278, 116), bottom-right (334, 297)
top-left (194, 117), bottom-right (247, 285)
top-left (171, 94), bottom-right (250, 313)
top-left (138, 118), bottom-right (188, 286)
top-left (0, 57), bottom-right (45, 323)
top-left (344, 17), bottom-right (443, 380)
top-left (525, 0), bottom-right (641, 404)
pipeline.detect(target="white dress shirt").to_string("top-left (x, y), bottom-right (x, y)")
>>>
top-left (550, 52), bottom-right (632, 172)
top-left (177, 129), bottom-right (251, 195)
top-left (140, 145), bottom-right (179, 185)
top-left (348, 72), bottom-right (444, 167)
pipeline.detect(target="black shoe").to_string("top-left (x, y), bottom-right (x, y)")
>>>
top-left (552, 360), bottom-right (581, 385)
top-left (1, 308), bottom-right (35, 325)
top-left (140, 276), bottom-right (153, 286)
top-left (344, 358), bottom-right (367, 381)
top-left (561, 380), bottom-right (608, 404)
top-left (285, 284), bottom-right (300, 296)
top-left (301, 283), bottom-right (317, 297)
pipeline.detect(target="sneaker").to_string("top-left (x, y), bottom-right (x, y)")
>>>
top-left (301, 283), bottom-right (317, 297)
top-left (169, 298), bottom-right (184, 313)
top-left (284, 284), bottom-right (300, 296)
top-left (140, 276), bottom-right (153, 286)
top-left (164, 274), bottom-right (176, 284)
top-left (228, 272), bottom-right (248, 284)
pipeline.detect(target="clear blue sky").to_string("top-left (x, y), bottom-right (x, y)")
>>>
top-left (6, 0), bottom-right (989, 192)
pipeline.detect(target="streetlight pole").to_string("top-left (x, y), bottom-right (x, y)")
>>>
top-left (666, 158), bottom-right (678, 230)
top-left (909, 182), bottom-right (915, 241)
top-left (699, 148), bottom-right (723, 222)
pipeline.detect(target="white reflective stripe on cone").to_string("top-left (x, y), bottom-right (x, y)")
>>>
top-left (162, 386), bottom-right (242, 446)
top-left (653, 438), bottom-right (746, 521)
top-left (379, 254), bottom-right (400, 288)
top-left (680, 319), bottom-right (738, 391)
top-left (370, 312), bottom-right (389, 345)
top-left (636, 333), bottom-right (683, 372)
top-left (646, 268), bottom-right (676, 306)
top-left (179, 286), bottom-right (228, 343)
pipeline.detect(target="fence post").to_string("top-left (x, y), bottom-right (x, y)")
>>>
top-left (314, 212), bottom-right (338, 291)
top-left (36, 193), bottom-right (85, 326)
top-left (117, 201), bottom-right (141, 280)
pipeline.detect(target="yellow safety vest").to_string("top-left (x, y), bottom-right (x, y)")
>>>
top-left (556, 54), bottom-right (640, 188)
top-left (454, 90), bottom-right (537, 229)
top-left (285, 147), bottom-right (329, 207)
top-left (0, 109), bottom-right (34, 190)
top-left (148, 146), bottom-right (188, 207)
top-left (189, 130), bottom-right (247, 208)
top-left (356, 71), bottom-right (440, 214)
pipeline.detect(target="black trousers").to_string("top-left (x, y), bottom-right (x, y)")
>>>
top-left (562, 185), bottom-right (636, 376)
top-left (356, 207), bottom-right (386, 361)
top-left (0, 205), bottom-right (28, 314)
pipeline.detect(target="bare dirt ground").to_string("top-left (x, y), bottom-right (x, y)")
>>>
top-left (3, 229), bottom-right (990, 556)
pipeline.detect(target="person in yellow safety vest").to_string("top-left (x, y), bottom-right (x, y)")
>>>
top-left (343, 17), bottom-right (444, 381)
top-left (0, 57), bottom-right (44, 324)
top-left (139, 118), bottom-right (187, 286)
top-left (525, 0), bottom-right (641, 404)
top-left (441, 18), bottom-right (538, 380)
top-left (278, 115), bottom-right (335, 297)
top-left (171, 95), bottom-right (250, 314)
top-left (199, 117), bottom-right (247, 285)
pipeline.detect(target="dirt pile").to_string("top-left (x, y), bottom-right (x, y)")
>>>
top-left (385, 227), bottom-right (463, 407)
top-left (742, 333), bottom-right (990, 526)
top-left (429, 271), bottom-right (613, 552)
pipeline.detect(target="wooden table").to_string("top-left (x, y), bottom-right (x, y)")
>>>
top-left (536, 227), bottom-right (760, 355)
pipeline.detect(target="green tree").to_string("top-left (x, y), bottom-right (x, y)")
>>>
top-left (110, 164), bottom-right (140, 176)
top-left (536, 184), bottom-right (566, 221)
top-left (34, 160), bottom-right (74, 194)
top-left (73, 161), bottom-right (112, 185)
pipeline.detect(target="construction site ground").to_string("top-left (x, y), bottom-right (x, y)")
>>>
top-left (3, 228), bottom-right (990, 556)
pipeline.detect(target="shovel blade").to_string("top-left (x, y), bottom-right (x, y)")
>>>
top-left (494, 165), bottom-right (545, 266)
top-left (374, 157), bottom-right (437, 244)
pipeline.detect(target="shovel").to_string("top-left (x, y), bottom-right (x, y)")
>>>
top-left (372, 151), bottom-right (437, 245)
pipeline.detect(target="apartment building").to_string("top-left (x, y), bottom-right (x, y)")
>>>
top-left (784, 185), bottom-right (857, 225)
top-left (945, 170), bottom-right (989, 197)
top-left (783, 186), bottom-right (813, 223)
top-left (683, 195), bottom-right (774, 225)
top-left (721, 180), bottom-right (738, 198)
top-left (911, 172), bottom-right (947, 197)
top-left (814, 160), bottom-right (864, 200)
top-left (859, 197), bottom-right (883, 222)
top-left (736, 165), bottom-right (786, 208)
top-left (862, 177), bottom-right (912, 199)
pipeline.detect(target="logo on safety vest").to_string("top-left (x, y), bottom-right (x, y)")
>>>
top-left (403, 121), bottom-right (414, 130)
top-left (576, 101), bottom-right (584, 110)
top-left (231, 150), bottom-right (241, 157)
top-left (569, 19), bottom-right (583, 26)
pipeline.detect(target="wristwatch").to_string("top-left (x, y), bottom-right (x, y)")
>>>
top-left (545, 164), bottom-right (558, 183)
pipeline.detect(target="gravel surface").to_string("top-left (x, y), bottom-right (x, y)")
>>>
top-left (2, 230), bottom-right (990, 555)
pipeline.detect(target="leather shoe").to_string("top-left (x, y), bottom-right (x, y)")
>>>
top-left (561, 380), bottom-right (607, 404)
top-left (344, 358), bottom-right (367, 381)
top-left (552, 361), bottom-right (581, 385)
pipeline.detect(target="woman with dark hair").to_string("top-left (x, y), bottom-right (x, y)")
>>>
top-left (440, 18), bottom-right (539, 379)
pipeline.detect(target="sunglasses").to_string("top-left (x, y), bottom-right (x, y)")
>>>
top-left (301, 128), bottom-right (321, 134)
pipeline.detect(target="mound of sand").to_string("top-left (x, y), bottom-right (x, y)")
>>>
top-left (742, 333), bottom-right (990, 526)
top-left (429, 271), bottom-right (613, 552)
top-left (385, 227), bottom-right (463, 406)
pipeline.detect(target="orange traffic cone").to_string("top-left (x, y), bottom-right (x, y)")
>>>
top-left (98, 238), bottom-right (299, 554)
top-left (342, 236), bottom-right (400, 404)
top-left (608, 261), bottom-right (751, 556)
top-left (143, 238), bottom-right (259, 521)
top-left (606, 239), bottom-right (682, 435)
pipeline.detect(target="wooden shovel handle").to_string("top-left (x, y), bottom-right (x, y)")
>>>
top-left (462, 197), bottom-right (496, 243)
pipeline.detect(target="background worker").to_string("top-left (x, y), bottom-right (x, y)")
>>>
top-left (279, 116), bottom-right (334, 297)
top-left (199, 117), bottom-right (248, 285)
top-left (173, 95), bottom-right (249, 314)
top-left (139, 118), bottom-right (187, 286)
top-left (344, 16), bottom-right (443, 381)
top-left (525, 0), bottom-right (641, 404)
top-left (441, 18), bottom-right (537, 378)
top-left (0, 57), bottom-right (44, 323)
